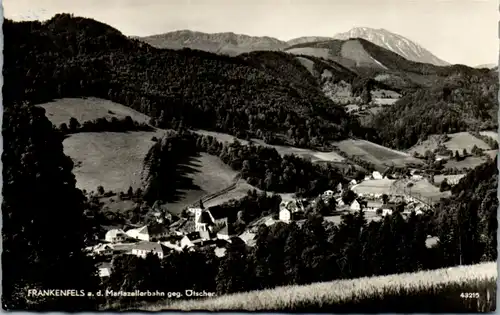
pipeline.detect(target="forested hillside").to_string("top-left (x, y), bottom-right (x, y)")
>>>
top-left (434, 157), bottom-right (498, 264)
top-left (369, 71), bottom-right (498, 149)
top-left (2, 105), bottom-right (99, 310)
top-left (3, 15), bottom-right (363, 149)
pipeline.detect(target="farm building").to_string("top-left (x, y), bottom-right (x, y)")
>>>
top-left (125, 223), bottom-right (169, 241)
top-left (86, 243), bottom-right (114, 256)
top-left (349, 179), bottom-right (357, 186)
top-left (365, 201), bottom-right (384, 211)
top-left (239, 231), bottom-right (257, 247)
top-left (382, 209), bottom-right (393, 216)
top-left (105, 229), bottom-right (128, 243)
top-left (130, 241), bottom-right (170, 259)
top-left (126, 226), bottom-right (150, 241)
top-left (180, 231), bottom-right (216, 249)
top-left (372, 171), bottom-right (383, 180)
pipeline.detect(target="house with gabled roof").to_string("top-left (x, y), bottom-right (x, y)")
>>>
top-left (130, 241), bottom-right (170, 259)
top-left (125, 223), bottom-right (169, 242)
top-left (194, 206), bottom-right (234, 239)
top-left (105, 229), bottom-right (128, 243)
top-left (180, 231), bottom-right (216, 249)
top-left (126, 225), bottom-right (150, 241)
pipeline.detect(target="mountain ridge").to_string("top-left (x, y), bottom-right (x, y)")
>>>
top-left (136, 27), bottom-right (451, 66)
top-left (332, 27), bottom-right (449, 66)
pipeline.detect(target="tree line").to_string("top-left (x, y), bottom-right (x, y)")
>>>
top-left (59, 116), bottom-right (153, 134)
top-left (141, 131), bottom-right (347, 207)
top-left (2, 104), bottom-right (99, 311)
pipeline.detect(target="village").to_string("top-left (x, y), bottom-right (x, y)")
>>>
top-left (89, 167), bottom-right (442, 279)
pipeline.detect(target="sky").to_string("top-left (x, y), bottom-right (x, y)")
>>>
top-left (3, 0), bottom-right (498, 66)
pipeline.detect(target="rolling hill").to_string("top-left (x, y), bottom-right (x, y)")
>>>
top-left (333, 27), bottom-right (450, 66)
top-left (136, 27), bottom-right (450, 68)
top-left (6, 14), bottom-right (496, 156)
top-left (284, 37), bottom-right (491, 89)
top-left (4, 15), bottom-right (365, 149)
top-left (135, 30), bottom-right (288, 56)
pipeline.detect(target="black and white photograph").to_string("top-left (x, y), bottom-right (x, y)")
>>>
top-left (1, 0), bottom-right (498, 312)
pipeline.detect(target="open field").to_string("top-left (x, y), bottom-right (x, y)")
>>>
top-left (407, 179), bottom-right (451, 203)
top-left (434, 174), bottom-right (466, 185)
top-left (164, 153), bottom-right (242, 214)
top-left (38, 97), bottom-right (152, 126)
top-left (63, 131), bottom-right (165, 193)
top-left (479, 131), bottom-right (498, 139)
top-left (409, 132), bottom-right (491, 156)
top-left (334, 139), bottom-right (422, 168)
top-left (140, 262), bottom-right (496, 312)
top-left (371, 89), bottom-right (400, 99)
top-left (324, 210), bottom-right (381, 225)
top-left (203, 181), bottom-right (260, 209)
top-left (372, 98), bottom-right (398, 105)
top-left (443, 132), bottom-right (492, 152)
top-left (351, 178), bottom-right (395, 195)
top-left (286, 47), bottom-right (331, 59)
top-left (444, 156), bottom-right (491, 170)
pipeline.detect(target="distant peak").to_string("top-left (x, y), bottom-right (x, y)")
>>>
top-left (333, 27), bottom-right (450, 66)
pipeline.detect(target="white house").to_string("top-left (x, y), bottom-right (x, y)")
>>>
top-left (411, 174), bottom-right (423, 181)
top-left (180, 231), bottom-right (215, 249)
top-left (97, 262), bottom-right (112, 278)
top-left (105, 229), bottom-right (127, 243)
top-left (125, 224), bottom-right (168, 242)
top-left (187, 207), bottom-right (201, 215)
top-left (350, 200), bottom-right (361, 211)
top-left (349, 179), bottom-right (357, 186)
top-left (131, 241), bottom-right (169, 259)
top-left (279, 208), bottom-right (292, 223)
top-left (279, 200), bottom-right (304, 223)
top-left (323, 190), bottom-right (334, 198)
top-left (372, 171), bottom-right (383, 180)
top-left (382, 209), bottom-right (393, 216)
top-left (126, 226), bottom-right (150, 241)
top-left (239, 231), bottom-right (257, 247)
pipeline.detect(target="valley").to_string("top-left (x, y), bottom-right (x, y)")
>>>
top-left (3, 12), bottom-right (498, 314)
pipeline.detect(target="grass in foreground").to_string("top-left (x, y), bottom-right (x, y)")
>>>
top-left (141, 262), bottom-right (496, 313)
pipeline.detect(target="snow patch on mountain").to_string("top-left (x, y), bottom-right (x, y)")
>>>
top-left (333, 27), bottom-right (449, 66)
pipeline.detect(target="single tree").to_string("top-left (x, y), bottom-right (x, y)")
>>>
top-left (69, 117), bottom-right (80, 133)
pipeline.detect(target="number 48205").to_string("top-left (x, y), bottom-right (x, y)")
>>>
top-left (460, 292), bottom-right (480, 299)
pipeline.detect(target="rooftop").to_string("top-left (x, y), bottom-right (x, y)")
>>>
top-left (132, 241), bottom-right (169, 254)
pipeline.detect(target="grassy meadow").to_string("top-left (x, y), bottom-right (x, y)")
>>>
top-left (138, 262), bottom-right (496, 313)
top-left (38, 97), bottom-right (152, 126)
top-left (335, 139), bottom-right (422, 168)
